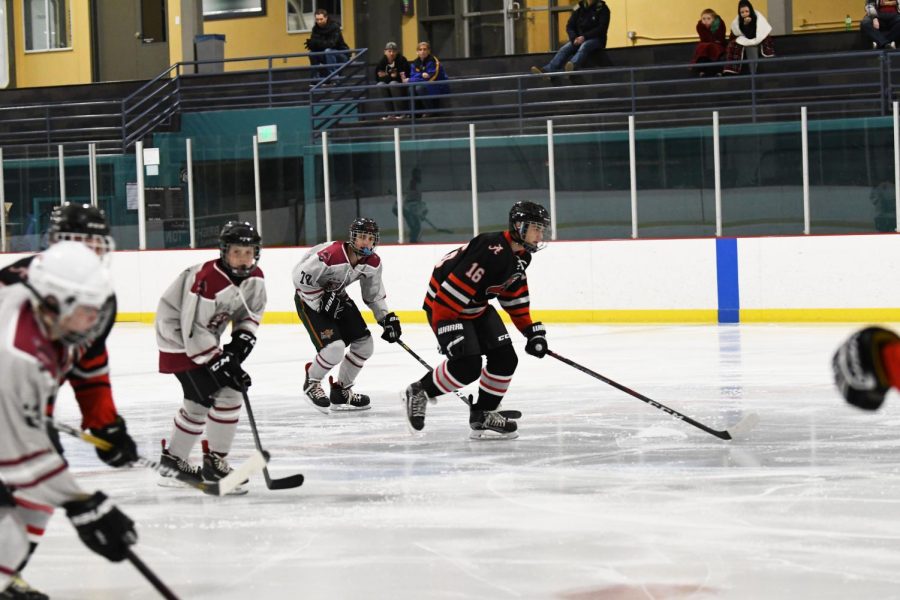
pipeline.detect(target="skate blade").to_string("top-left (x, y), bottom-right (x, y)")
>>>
top-left (303, 395), bottom-right (331, 415)
top-left (468, 430), bottom-right (519, 441)
top-left (330, 403), bottom-right (371, 412)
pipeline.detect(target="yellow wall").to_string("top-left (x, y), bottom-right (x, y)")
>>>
top-left (167, 0), bottom-right (183, 68)
top-left (14, 0), bottom-right (92, 87)
top-left (793, 0), bottom-right (862, 32)
top-left (205, 1), bottom-right (355, 71)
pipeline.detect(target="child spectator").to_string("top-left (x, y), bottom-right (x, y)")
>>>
top-left (692, 9), bottom-right (727, 76)
top-left (862, 0), bottom-right (900, 49)
top-left (409, 42), bottom-right (449, 118)
top-left (375, 42), bottom-right (410, 120)
top-left (723, 0), bottom-right (775, 75)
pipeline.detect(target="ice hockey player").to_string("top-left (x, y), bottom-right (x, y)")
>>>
top-left (0, 243), bottom-right (137, 600)
top-left (0, 204), bottom-right (137, 599)
top-left (833, 326), bottom-right (900, 411)
top-left (156, 221), bottom-right (266, 493)
top-left (293, 218), bottom-right (402, 413)
top-left (402, 201), bottom-right (551, 439)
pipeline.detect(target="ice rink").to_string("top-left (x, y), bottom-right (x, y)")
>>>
top-left (26, 322), bottom-right (900, 599)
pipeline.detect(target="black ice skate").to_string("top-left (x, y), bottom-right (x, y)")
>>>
top-left (329, 377), bottom-right (371, 412)
top-left (0, 573), bottom-right (49, 600)
top-left (469, 410), bottom-right (519, 440)
top-left (403, 380), bottom-right (430, 432)
top-left (158, 439), bottom-right (203, 488)
top-left (304, 362), bottom-right (330, 414)
top-left (202, 440), bottom-right (248, 495)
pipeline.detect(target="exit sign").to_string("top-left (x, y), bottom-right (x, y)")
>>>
top-left (257, 124), bottom-right (278, 143)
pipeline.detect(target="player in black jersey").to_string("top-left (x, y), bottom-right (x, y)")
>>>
top-left (403, 201), bottom-right (550, 439)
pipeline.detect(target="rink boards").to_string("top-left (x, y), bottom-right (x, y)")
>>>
top-left (2, 233), bottom-right (900, 323)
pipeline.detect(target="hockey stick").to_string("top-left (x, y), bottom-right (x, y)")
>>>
top-left (396, 339), bottom-right (522, 419)
top-left (126, 549), bottom-right (180, 600)
top-left (50, 420), bottom-right (264, 497)
top-left (547, 350), bottom-right (759, 441)
top-left (423, 216), bottom-right (454, 234)
top-left (239, 389), bottom-right (305, 490)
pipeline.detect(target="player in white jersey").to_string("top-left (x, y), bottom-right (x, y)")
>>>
top-left (155, 222), bottom-right (267, 492)
top-left (293, 218), bottom-right (402, 413)
top-left (0, 243), bottom-right (136, 599)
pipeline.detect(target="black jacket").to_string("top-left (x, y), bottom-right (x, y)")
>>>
top-left (566, 0), bottom-right (611, 47)
top-left (306, 19), bottom-right (349, 52)
top-left (374, 54), bottom-right (410, 83)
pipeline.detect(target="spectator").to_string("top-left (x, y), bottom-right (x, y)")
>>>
top-left (862, 0), bottom-right (900, 49)
top-left (409, 42), bottom-right (449, 117)
top-left (531, 0), bottom-right (610, 75)
top-left (692, 9), bottom-right (727, 76)
top-left (305, 8), bottom-right (350, 82)
top-left (375, 42), bottom-right (410, 120)
top-left (722, 0), bottom-right (775, 75)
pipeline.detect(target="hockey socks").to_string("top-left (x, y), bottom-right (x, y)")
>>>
top-left (168, 400), bottom-right (208, 460)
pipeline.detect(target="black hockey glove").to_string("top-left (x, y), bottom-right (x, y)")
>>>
top-left (523, 322), bottom-right (548, 358)
top-left (90, 415), bottom-right (139, 468)
top-left (63, 491), bottom-right (136, 562)
top-left (223, 330), bottom-right (256, 364)
top-left (320, 291), bottom-right (346, 320)
top-left (208, 352), bottom-right (252, 392)
top-left (833, 326), bottom-right (900, 411)
top-left (436, 321), bottom-right (466, 359)
top-left (378, 312), bottom-right (402, 343)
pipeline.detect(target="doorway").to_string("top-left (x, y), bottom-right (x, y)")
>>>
top-left (92, 0), bottom-right (170, 82)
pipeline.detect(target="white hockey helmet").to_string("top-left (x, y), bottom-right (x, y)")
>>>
top-left (27, 241), bottom-right (112, 319)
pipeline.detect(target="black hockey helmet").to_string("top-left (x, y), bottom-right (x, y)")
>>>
top-left (219, 221), bottom-right (261, 277)
top-left (349, 217), bottom-right (379, 257)
top-left (48, 202), bottom-right (115, 256)
top-left (508, 201), bottom-right (550, 253)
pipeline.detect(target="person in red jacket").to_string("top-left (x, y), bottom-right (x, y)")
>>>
top-left (833, 326), bottom-right (900, 410)
top-left (692, 9), bottom-right (727, 76)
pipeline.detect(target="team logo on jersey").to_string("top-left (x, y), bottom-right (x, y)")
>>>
top-left (485, 272), bottom-right (524, 296)
top-left (488, 244), bottom-right (504, 255)
top-left (207, 312), bottom-right (230, 330)
top-left (320, 328), bottom-right (335, 340)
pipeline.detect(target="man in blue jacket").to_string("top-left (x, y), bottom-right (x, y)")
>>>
top-left (531, 0), bottom-right (610, 74)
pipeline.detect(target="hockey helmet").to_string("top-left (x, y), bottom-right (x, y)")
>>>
top-left (219, 221), bottom-right (261, 278)
top-left (48, 203), bottom-right (115, 256)
top-left (508, 201), bottom-right (550, 253)
top-left (28, 241), bottom-right (112, 324)
top-left (349, 218), bottom-right (379, 257)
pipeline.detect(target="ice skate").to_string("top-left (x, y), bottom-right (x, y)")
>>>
top-left (0, 574), bottom-right (48, 600)
top-left (303, 362), bottom-right (330, 414)
top-left (469, 410), bottom-right (519, 440)
top-left (158, 440), bottom-right (203, 488)
top-left (403, 380), bottom-right (430, 432)
top-left (202, 441), bottom-right (248, 495)
top-left (329, 377), bottom-right (371, 412)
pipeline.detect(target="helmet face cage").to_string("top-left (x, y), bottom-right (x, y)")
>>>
top-left (509, 202), bottom-right (550, 253)
top-left (50, 231), bottom-right (116, 259)
top-left (349, 219), bottom-right (379, 257)
top-left (513, 219), bottom-right (550, 253)
top-left (219, 221), bottom-right (261, 278)
top-left (48, 203), bottom-right (115, 260)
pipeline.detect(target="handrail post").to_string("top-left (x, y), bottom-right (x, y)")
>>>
top-left (58, 145), bottom-right (66, 205)
top-left (322, 131), bottom-right (332, 241)
top-left (713, 111), bottom-right (722, 237)
top-left (187, 138), bottom-right (196, 248)
top-left (253, 135), bottom-right (263, 237)
top-left (547, 119), bottom-right (557, 241)
top-left (394, 128), bottom-right (404, 244)
top-left (88, 143), bottom-right (98, 207)
top-left (801, 106), bottom-right (810, 235)
top-left (469, 123), bottom-right (479, 237)
top-left (136, 140), bottom-right (147, 250)
top-left (629, 115), bottom-right (638, 239)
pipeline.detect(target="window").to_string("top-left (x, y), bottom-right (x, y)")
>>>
top-left (24, 0), bottom-right (69, 51)
top-left (203, 0), bottom-right (266, 20)
top-left (287, 0), bottom-right (342, 33)
top-left (141, 0), bottom-right (167, 44)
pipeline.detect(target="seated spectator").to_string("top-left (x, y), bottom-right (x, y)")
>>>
top-left (409, 42), bottom-right (449, 117)
top-left (531, 0), bottom-right (610, 75)
top-left (305, 8), bottom-right (349, 82)
top-left (862, 0), bottom-right (900, 49)
top-left (692, 9), bottom-right (727, 76)
top-left (722, 0), bottom-right (775, 75)
top-left (375, 42), bottom-right (410, 120)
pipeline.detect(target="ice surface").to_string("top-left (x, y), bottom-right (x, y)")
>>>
top-left (25, 323), bottom-right (900, 599)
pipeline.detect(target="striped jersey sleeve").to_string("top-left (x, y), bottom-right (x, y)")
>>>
top-left (498, 275), bottom-right (533, 331)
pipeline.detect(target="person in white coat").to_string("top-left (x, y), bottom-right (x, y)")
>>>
top-left (723, 0), bottom-right (774, 75)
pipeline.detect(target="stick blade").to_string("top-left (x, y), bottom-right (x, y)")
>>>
top-left (217, 450), bottom-right (267, 496)
top-left (725, 412), bottom-right (760, 440)
top-left (264, 469), bottom-right (305, 490)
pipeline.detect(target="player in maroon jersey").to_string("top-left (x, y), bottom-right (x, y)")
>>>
top-left (402, 201), bottom-right (550, 439)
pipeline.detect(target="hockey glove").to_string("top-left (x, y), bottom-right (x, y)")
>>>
top-left (523, 322), bottom-right (548, 358)
top-left (90, 415), bottom-right (139, 468)
top-left (320, 291), bottom-right (346, 320)
top-left (378, 312), bottom-right (402, 343)
top-left (224, 330), bottom-right (256, 364)
top-left (208, 352), bottom-right (252, 392)
top-left (833, 326), bottom-right (900, 411)
top-left (63, 491), bottom-right (136, 562)
top-left (436, 321), bottom-right (466, 359)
